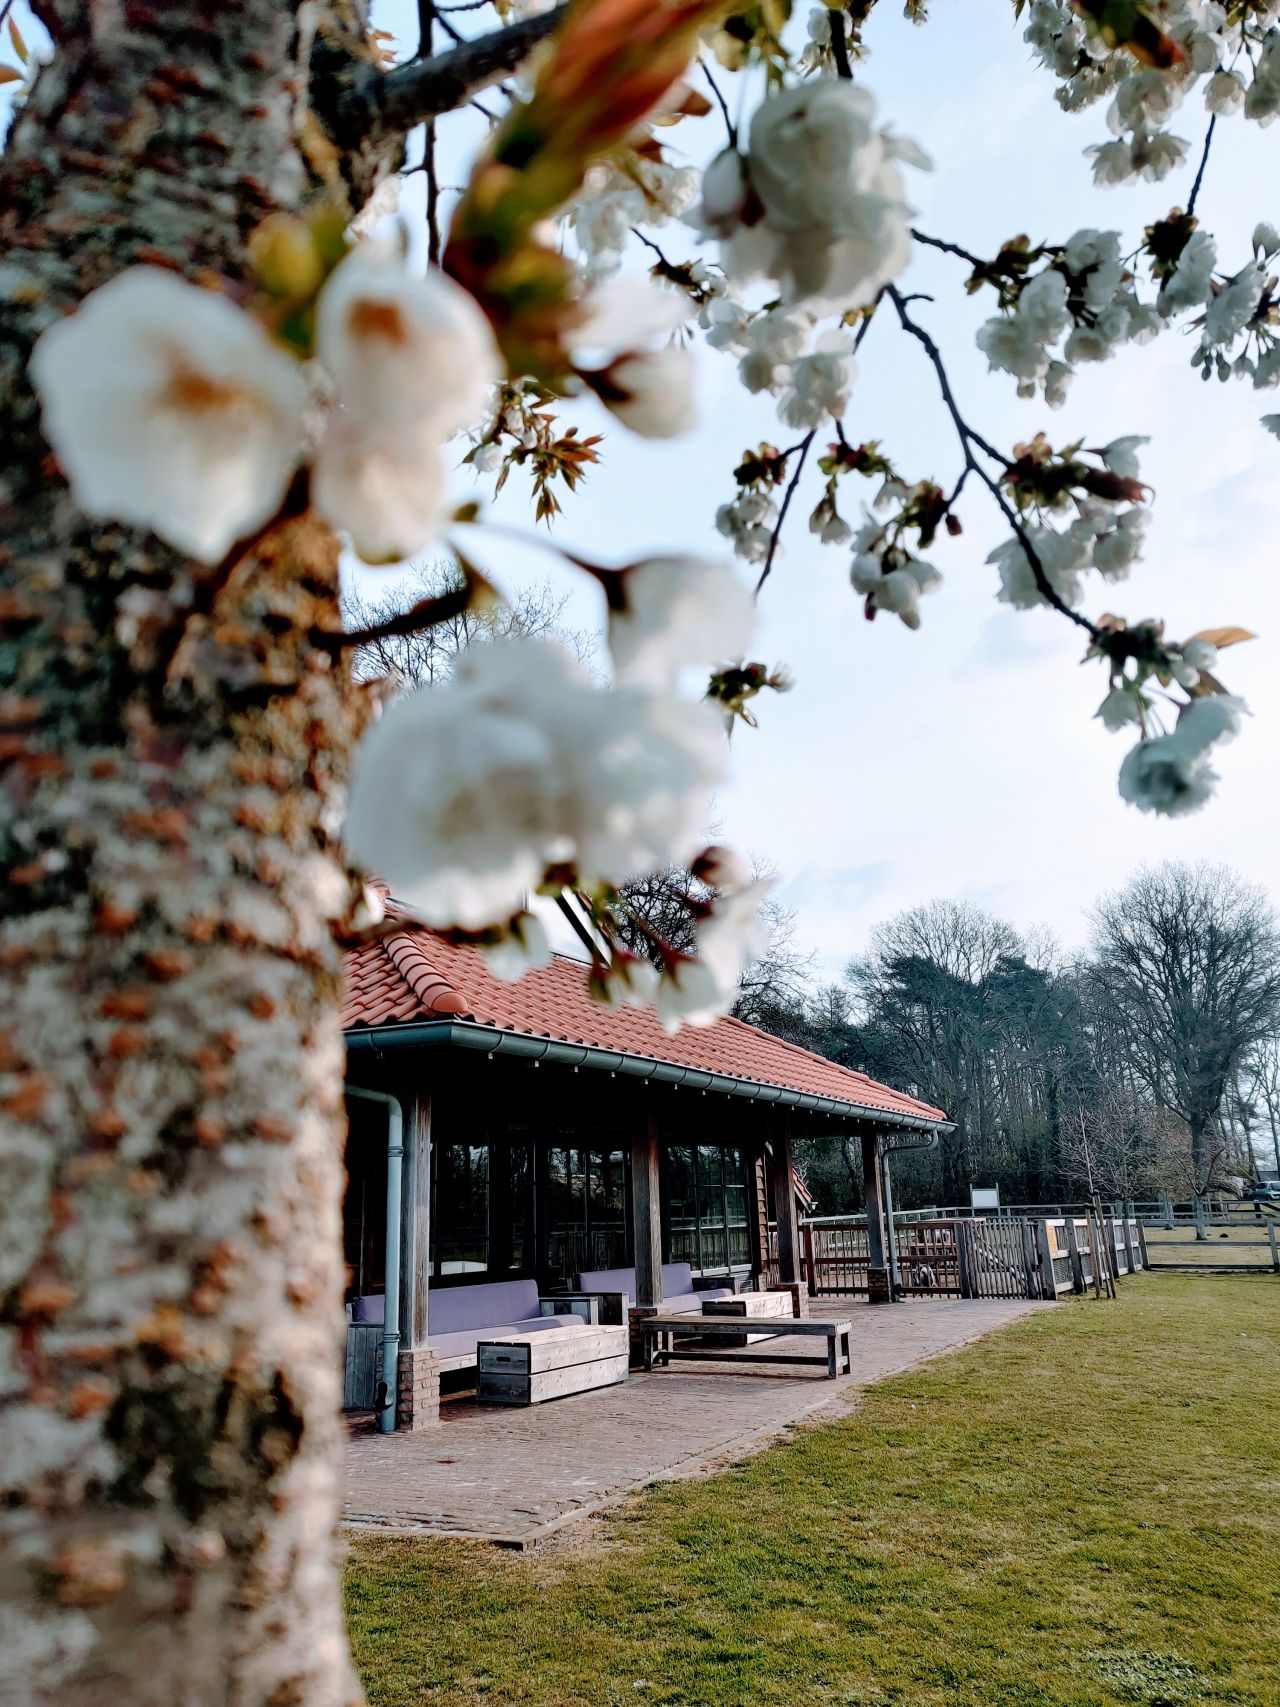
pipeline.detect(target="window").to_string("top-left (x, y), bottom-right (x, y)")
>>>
top-left (435, 1143), bottom-right (489, 1275)
top-left (664, 1144), bottom-right (752, 1272)
top-left (543, 1145), bottom-right (630, 1286)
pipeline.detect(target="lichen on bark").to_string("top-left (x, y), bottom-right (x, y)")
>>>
top-left (0, 5), bottom-right (388, 1702)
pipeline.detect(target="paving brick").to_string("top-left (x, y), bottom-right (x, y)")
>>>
top-left (344, 1297), bottom-right (1044, 1545)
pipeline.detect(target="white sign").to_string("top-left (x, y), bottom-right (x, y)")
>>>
top-left (970, 1186), bottom-right (1001, 1211)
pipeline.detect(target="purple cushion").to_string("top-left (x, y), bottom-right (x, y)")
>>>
top-left (427, 1279), bottom-right (540, 1336)
top-left (578, 1263), bottom-right (697, 1299)
top-left (351, 1294), bottom-right (384, 1325)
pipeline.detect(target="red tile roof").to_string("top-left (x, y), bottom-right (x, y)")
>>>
top-left (343, 904), bottom-right (947, 1127)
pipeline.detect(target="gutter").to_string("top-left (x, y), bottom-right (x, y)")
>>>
top-left (344, 1084), bottom-right (404, 1435)
top-left (345, 1018), bottom-right (954, 1136)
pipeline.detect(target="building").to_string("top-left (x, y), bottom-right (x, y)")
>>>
top-left (342, 901), bottom-right (949, 1427)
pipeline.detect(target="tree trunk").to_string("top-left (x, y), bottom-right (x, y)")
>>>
top-left (1189, 1113), bottom-right (1209, 1236)
top-left (2, 8), bottom-right (372, 1702)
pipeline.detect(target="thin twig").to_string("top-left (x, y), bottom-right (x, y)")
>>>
top-left (910, 227), bottom-right (987, 269)
top-left (886, 285), bottom-right (1099, 639)
top-left (755, 430), bottom-right (816, 597)
top-left (700, 56), bottom-right (737, 147)
top-left (1186, 111), bottom-right (1217, 217)
top-left (417, 0), bottom-right (443, 266)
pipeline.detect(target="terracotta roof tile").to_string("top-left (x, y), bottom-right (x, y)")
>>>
top-left (343, 907), bottom-right (946, 1125)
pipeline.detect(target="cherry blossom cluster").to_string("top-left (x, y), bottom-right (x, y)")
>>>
top-left (31, 246), bottom-right (500, 565)
top-left (345, 550), bottom-right (778, 1029)
top-left (986, 432), bottom-right (1150, 610)
top-left (1086, 617), bottom-right (1253, 815)
top-left (1023, 0), bottom-right (1280, 188)
top-left (973, 229), bottom-right (1160, 406)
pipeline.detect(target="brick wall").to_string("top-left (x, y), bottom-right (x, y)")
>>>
top-left (395, 1346), bottom-right (441, 1430)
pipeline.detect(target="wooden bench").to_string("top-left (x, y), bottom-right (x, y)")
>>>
top-left (640, 1315), bottom-right (853, 1379)
top-left (700, 1290), bottom-right (797, 1346)
top-left (476, 1323), bottom-right (629, 1406)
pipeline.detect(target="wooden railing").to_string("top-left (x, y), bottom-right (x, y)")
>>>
top-left (770, 1211), bottom-right (1151, 1302)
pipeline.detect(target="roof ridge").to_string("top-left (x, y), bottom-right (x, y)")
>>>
top-left (381, 928), bottom-right (469, 1017)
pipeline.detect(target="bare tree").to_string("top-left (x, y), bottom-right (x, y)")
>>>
top-left (344, 559), bottom-right (595, 688)
top-left (1091, 863), bottom-right (1280, 1208)
top-left (1241, 1037), bottom-right (1280, 1177)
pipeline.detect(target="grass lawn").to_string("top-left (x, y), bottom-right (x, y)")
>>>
top-left (1144, 1223), bottom-right (1278, 1269)
top-left (345, 1276), bottom-right (1280, 1707)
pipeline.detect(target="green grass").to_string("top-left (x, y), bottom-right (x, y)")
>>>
top-left (346, 1277), bottom-right (1280, 1707)
top-left (1144, 1224), bottom-right (1278, 1268)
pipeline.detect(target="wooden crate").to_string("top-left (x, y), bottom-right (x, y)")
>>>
top-left (477, 1324), bottom-right (629, 1406)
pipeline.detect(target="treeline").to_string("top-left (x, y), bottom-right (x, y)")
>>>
top-left (741, 863), bottom-right (1280, 1213)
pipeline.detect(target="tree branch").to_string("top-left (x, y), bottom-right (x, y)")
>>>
top-left (755, 430), bottom-right (815, 597)
top-left (887, 285), bottom-right (1100, 639)
top-left (1186, 111), bottom-right (1217, 218)
top-left (337, 7), bottom-right (567, 138)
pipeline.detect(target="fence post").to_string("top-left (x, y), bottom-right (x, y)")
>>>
top-left (1105, 1216), bottom-right (1122, 1284)
top-left (1020, 1222), bottom-right (1038, 1299)
top-left (1121, 1216), bottom-right (1135, 1276)
top-left (1035, 1220), bottom-right (1056, 1299)
top-left (1064, 1216), bottom-right (1084, 1293)
top-left (803, 1221), bottom-right (816, 1298)
top-left (956, 1222), bottom-right (975, 1298)
top-left (1161, 1193), bottom-right (1174, 1230)
top-left (1269, 1222), bottom-right (1279, 1275)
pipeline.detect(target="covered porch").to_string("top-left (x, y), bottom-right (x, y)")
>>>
top-left (341, 912), bottom-right (951, 1433)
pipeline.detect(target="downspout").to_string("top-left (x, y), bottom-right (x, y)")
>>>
top-left (346, 1084), bottom-right (404, 1435)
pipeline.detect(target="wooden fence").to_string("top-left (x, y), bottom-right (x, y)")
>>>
top-left (775, 1211), bottom-right (1149, 1302)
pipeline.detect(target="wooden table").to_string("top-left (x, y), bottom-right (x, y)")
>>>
top-left (477, 1323), bottom-right (629, 1406)
top-left (640, 1315), bottom-right (852, 1379)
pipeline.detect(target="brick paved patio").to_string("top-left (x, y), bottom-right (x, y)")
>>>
top-left (343, 1297), bottom-right (1044, 1547)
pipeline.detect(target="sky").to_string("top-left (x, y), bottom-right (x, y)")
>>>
top-left (8, 4), bottom-right (1277, 984)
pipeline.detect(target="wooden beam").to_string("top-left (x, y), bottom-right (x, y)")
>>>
top-left (770, 1114), bottom-right (802, 1286)
top-left (400, 1089), bottom-right (432, 1347)
top-left (861, 1130), bottom-right (890, 1300)
top-left (630, 1099), bottom-right (663, 1308)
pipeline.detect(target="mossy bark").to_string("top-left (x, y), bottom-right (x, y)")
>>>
top-left (0, 6), bottom-right (378, 1701)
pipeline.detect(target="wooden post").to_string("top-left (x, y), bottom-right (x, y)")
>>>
top-left (1064, 1215), bottom-right (1085, 1293)
top-left (1036, 1219), bottom-right (1056, 1299)
top-left (861, 1130), bottom-right (891, 1303)
top-left (770, 1113), bottom-right (802, 1288)
top-left (1269, 1222), bottom-right (1279, 1274)
top-left (1121, 1215), bottom-right (1136, 1277)
top-left (956, 1221), bottom-right (975, 1298)
top-left (803, 1220), bottom-right (816, 1299)
top-left (1020, 1222), bottom-right (1039, 1299)
top-left (1137, 1218), bottom-right (1150, 1270)
top-left (400, 1089), bottom-right (432, 1349)
top-left (630, 1099), bottom-right (663, 1310)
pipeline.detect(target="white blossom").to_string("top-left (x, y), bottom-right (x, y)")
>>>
top-left (1181, 638), bottom-right (1219, 672)
top-left (312, 415), bottom-right (447, 566)
top-left (1205, 69), bottom-right (1246, 114)
top-left (737, 307), bottom-right (810, 394)
top-left (695, 878), bottom-right (774, 997)
top-left (608, 556), bottom-right (756, 689)
top-left (1202, 263), bottom-right (1266, 349)
top-left (699, 81), bottom-right (924, 310)
top-left (1096, 684), bottom-right (1143, 730)
top-left (1160, 228), bottom-right (1217, 313)
top-left (1253, 222), bottom-right (1280, 257)
top-left (345, 638), bottom-right (726, 929)
top-left (483, 913), bottom-right (552, 981)
top-left (851, 547), bottom-right (942, 629)
top-left (598, 347), bottom-right (697, 438)
top-left (1117, 694), bottom-right (1246, 817)
top-left (316, 247), bottom-right (498, 436)
top-left (31, 267), bottom-right (307, 564)
top-left (777, 331), bottom-right (857, 429)
top-left (654, 957), bottom-right (726, 1031)
top-left (1102, 434), bottom-right (1148, 480)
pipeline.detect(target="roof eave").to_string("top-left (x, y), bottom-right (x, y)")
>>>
top-left (344, 1018), bottom-right (954, 1135)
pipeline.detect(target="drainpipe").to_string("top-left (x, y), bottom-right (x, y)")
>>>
top-left (346, 1085), bottom-right (404, 1435)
